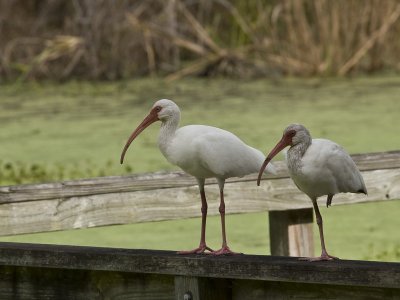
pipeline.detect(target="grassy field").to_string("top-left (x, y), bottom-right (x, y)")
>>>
top-left (0, 75), bottom-right (399, 261)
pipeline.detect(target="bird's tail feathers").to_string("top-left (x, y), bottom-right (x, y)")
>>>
top-left (358, 188), bottom-right (368, 195)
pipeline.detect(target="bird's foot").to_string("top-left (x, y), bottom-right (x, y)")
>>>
top-left (211, 245), bottom-right (242, 256)
top-left (177, 244), bottom-right (213, 255)
top-left (299, 252), bottom-right (339, 262)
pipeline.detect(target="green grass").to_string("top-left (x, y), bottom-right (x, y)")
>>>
top-left (0, 75), bottom-right (399, 261)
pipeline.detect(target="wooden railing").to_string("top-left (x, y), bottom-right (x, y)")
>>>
top-left (0, 151), bottom-right (399, 299)
top-left (0, 150), bottom-right (399, 257)
top-left (0, 242), bottom-right (398, 299)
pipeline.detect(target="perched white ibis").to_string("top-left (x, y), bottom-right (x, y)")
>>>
top-left (257, 124), bottom-right (367, 261)
top-left (120, 99), bottom-right (276, 255)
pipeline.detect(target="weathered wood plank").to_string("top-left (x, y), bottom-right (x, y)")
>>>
top-left (175, 276), bottom-right (201, 300)
top-left (350, 150), bottom-right (400, 170)
top-left (232, 279), bottom-right (400, 300)
top-left (0, 266), bottom-right (174, 300)
top-left (174, 276), bottom-right (229, 300)
top-left (269, 208), bottom-right (314, 257)
top-left (0, 242), bottom-right (398, 289)
top-left (1, 150), bottom-right (399, 203)
top-left (0, 171), bottom-right (195, 204)
top-left (0, 168), bottom-right (398, 236)
top-left (0, 267), bottom-right (398, 300)
top-left (1, 266), bottom-right (398, 300)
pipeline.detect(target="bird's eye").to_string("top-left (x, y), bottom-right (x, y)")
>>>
top-left (155, 106), bottom-right (162, 112)
top-left (288, 130), bottom-right (296, 137)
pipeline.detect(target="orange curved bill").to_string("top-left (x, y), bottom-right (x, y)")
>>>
top-left (257, 135), bottom-right (291, 186)
top-left (120, 111), bottom-right (159, 164)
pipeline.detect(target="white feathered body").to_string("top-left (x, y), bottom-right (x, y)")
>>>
top-left (159, 125), bottom-right (276, 179)
top-left (286, 139), bottom-right (366, 200)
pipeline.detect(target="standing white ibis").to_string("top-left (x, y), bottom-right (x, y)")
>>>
top-left (120, 99), bottom-right (276, 255)
top-left (257, 124), bottom-right (367, 261)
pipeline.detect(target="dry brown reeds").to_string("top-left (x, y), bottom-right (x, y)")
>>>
top-left (0, 0), bottom-right (399, 81)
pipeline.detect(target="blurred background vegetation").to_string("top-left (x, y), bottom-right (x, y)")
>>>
top-left (0, 0), bottom-right (399, 261)
top-left (1, 0), bottom-right (399, 81)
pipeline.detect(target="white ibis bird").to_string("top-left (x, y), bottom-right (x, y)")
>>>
top-left (120, 99), bottom-right (276, 255)
top-left (257, 124), bottom-right (367, 261)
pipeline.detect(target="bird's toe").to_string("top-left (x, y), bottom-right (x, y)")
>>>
top-left (211, 246), bottom-right (242, 256)
top-left (177, 244), bottom-right (213, 255)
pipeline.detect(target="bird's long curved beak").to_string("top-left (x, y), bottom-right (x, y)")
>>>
top-left (257, 135), bottom-right (291, 186)
top-left (120, 110), bottom-right (159, 164)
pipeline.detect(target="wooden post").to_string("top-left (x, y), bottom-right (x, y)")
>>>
top-left (269, 208), bottom-right (314, 257)
top-left (175, 276), bottom-right (202, 300)
top-left (174, 276), bottom-right (229, 300)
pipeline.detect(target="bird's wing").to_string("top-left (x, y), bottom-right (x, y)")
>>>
top-left (306, 139), bottom-right (367, 194)
top-left (188, 126), bottom-right (275, 178)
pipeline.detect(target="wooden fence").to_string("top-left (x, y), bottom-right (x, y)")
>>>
top-left (0, 242), bottom-right (399, 299)
top-left (0, 150), bottom-right (399, 299)
top-left (0, 150), bottom-right (399, 257)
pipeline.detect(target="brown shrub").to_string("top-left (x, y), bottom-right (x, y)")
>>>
top-left (0, 0), bottom-right (399, 80)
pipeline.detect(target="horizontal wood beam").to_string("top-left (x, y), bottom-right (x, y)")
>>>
top-left (0, 150), bottom-right (399, 236)
top-left (1, 150), bottom-right (399, 203)
top-left (0, 168), bottom-right (398, 236)
top-left (0, 242), bottom-right (398, 289)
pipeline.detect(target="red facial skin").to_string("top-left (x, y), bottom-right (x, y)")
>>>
top-left (257, 130), bottom-right (295, 186)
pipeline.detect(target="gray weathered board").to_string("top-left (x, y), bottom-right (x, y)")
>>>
top-left (0, 151), bottom-right (399, 236)
top-left (0, 242), bottom-right (399, 300)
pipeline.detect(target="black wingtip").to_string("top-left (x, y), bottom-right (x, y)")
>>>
top-left (357, 188), bottom-right (367, 195)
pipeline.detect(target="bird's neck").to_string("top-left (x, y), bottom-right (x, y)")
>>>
top-left (287, 138), bottom-right (311, 173)
top-left (158, 115), bottom-right (180, 156)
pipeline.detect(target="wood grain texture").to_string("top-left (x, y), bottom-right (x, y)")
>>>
top-left (232, 279), bottom-right (400, 300)
top-left (174, 276), bottom-right (229, 300)
top-left (0, 167), bottom-right (398, 236)
top-left (1, 150), bottom-right (399, 203)
top-left (0, 266), bottom-right (174, 300)
top-left (0, 268), bottom-right (398, 300)
top-left (0, 151), bottom-right (398, 299)
top-left (175, 276), bottom-right (201, 300)
top-left (0, 242), bottom-right (398, 289)
top-left (0, 151), bottom-right (399, 236)
top-left (269, 208), bottom-right (314, 257)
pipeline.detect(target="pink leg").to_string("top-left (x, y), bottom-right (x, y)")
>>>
top-left (211, 180), bottom-right (241, 256)
top-left (300, 198), bottom-right (339, 262)
top-left (178, 180), bottom-right (213, 254)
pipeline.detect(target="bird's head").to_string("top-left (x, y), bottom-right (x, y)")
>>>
top-left (120, 99), bottom-right (180, 164)
top-left (257, 123), bottom-right (311, 186)
top-left (283, 123), bottom-right (311, 146)
top-left (152, 99), bottom-right (180, 122)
